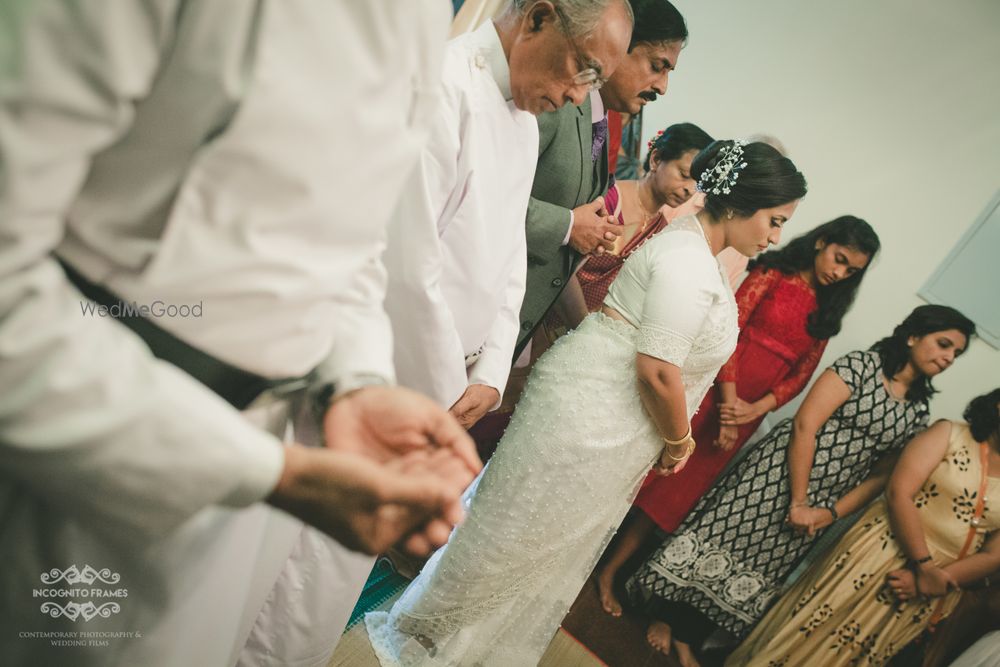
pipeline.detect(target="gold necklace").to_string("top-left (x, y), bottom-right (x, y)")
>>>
top-left (632, 180), bottom-right (659, 224)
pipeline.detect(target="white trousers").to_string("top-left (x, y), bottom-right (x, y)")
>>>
top-left (232, 397), bottom-right (376, 667)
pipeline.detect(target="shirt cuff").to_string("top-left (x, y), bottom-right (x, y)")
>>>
top-left (562, 210), bottom-right (574, 246)
top-left (468, 363), bottom-right (507, 411)
top-left (333, 373), bottom-right (391, 399)
top-left (219, 431), bottom-right (286, 507)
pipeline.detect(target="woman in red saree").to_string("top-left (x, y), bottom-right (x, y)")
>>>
top-left (597, 216), bottom-right (882, 629)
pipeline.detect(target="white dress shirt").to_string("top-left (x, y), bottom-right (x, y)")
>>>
top-left (0, 1), bottom-right (448, 665)
top-left (383, 21), bottom-right (538, 410)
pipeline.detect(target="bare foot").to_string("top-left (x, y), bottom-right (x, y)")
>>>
top-left (674, 639), bottom-right (701, 667)
top-left (646, 620), bottom-right (672, 654)
top-left (596, 569), bottom-right (623, 617)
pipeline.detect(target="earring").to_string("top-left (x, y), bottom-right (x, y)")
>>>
top-left (727, 211), bottom-right (734, 220)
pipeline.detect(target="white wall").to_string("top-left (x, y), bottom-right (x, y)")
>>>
top-left (642, 0), bottom-right (1000, 420)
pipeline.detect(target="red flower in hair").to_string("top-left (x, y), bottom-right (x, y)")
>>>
top-left (647, 129), bottom-right (665, 152)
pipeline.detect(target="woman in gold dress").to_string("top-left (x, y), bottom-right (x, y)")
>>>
top-left (728, 388), bottom-right (1000, 666)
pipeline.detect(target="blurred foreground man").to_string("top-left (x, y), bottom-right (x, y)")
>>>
top-left (0, 1), bottom-right (479, 666)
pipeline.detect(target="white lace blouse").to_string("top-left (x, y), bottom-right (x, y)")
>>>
top-left (604, 214), bottom-right (739, 411)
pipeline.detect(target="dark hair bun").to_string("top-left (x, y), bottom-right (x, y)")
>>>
top-left (692, 140), bottom-right (807, 219)
top-left (964, 388), bottom-right (1000, 442)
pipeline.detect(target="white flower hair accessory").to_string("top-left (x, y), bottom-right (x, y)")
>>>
top-left (697, 140), bottom-right (748, 196)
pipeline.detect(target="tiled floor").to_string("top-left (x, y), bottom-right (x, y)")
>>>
top-left (561, 572), bottom-right (685, 667)
top-left (327, 598), bottom-right (607, 667)
top-left (326, 569), bottom-right (703, 667)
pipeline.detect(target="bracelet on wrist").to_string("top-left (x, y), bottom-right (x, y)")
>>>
top-left (663, 441), bottom-right (695, 462)
top-left (907, 555), bottom-right (933, 568)
top-left (662, 426), bottom-right (693, 446)
top-left (825, 504), bottom-right (839, 521)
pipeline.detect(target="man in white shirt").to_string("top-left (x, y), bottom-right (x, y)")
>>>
top-left (0, 2), bottom-right (478, 666)
top-left (383, 0), bottom-right (634, 430)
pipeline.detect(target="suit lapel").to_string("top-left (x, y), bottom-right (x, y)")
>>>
top-left (574, 98), bottom-right (591, 205)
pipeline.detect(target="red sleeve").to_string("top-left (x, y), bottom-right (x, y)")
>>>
top-left (771, 338), bottom-right (829, 407)
top-left (716, 267), bottom-right (782, 383)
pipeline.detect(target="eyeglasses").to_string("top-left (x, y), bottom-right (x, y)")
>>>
top-left (553, 6), bottom-right (606, 91)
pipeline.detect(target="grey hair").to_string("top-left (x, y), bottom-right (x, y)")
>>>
top-left (506, 0), bottom-right (633, 38)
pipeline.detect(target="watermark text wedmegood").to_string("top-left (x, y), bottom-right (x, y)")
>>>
top-left (79, 300), bottom-right (203, 318)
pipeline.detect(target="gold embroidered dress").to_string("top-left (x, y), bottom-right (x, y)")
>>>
top-left (728, 422), bottom-right (999, 667)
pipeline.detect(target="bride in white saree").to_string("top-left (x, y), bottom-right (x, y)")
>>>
top-left (367, 140), bottom-right (807, 666)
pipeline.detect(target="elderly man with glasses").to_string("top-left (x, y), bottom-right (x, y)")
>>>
top-left (382, 0), bottom-right (632, 431)
top-left (513, 0), bottom-right (690, 362)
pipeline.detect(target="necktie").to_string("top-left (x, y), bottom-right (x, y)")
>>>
top-left (591, 116), bottom-right (608, 163)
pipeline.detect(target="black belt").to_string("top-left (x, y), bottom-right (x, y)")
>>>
top-left (59, 258), bottom-right (301, 410)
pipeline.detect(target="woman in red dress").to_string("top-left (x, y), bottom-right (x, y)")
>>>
top-left (597, 215), bottom-right (882, 623)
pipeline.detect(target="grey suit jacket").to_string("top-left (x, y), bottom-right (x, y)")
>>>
top-left (515, 96), bottom-right (609, 357)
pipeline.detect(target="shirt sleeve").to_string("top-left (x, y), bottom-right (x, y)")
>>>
top-left (313, 250), bottom-right (396, 389)
top-left (0, 0), bottom-right (284, 544)
top-left (467, 232), bottom-right (527, 407)
top-left (562, 209), bottom-right (575, 246)
top-left (771, 338), bottom-right (829, 408)
top-left (525, 110), bottom-right (573, 262)
top-left (716, 266), bottom-right (782, 383)
top-left (828, 349), bottom-right (873, 394)
top-left (635, 239), bottom-right (718, 366)
top-left (381, 85), bottom-right (469, 409)
top-left (526, 196), bottom-right (574, 263)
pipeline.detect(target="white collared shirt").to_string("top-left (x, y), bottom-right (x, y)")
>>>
top-left (383, 21), bottom-right (539, 408)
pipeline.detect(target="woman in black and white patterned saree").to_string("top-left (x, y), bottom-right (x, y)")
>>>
top-left (628, 305), bottom-right (975, 665)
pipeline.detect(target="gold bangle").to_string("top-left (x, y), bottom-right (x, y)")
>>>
top-left (663, 440), bottom-right (695, 462)
top-left (662, 426), bottom-right (693, 446)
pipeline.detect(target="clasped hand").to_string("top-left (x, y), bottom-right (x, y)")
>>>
top-left (718, 398), bottom-right (762, 426)
top-left (785, 504), bottom-right (834, 536)
top-left (270, 385), bottom-right (483, 557)
top-left (885, 564), bottom-right (958, 601)
top-left (714, 424), bottom-right (739, 450)
top-left (449, 383), bottom-right (501, 430)
top-left (569, 197), bottom-right (621, 256)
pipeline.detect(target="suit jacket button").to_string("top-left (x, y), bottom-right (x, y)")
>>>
top-left (521, 321), bottom-right (533, 331)
top-left (551, 278), bottom-right (564, 287)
